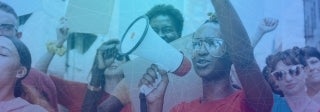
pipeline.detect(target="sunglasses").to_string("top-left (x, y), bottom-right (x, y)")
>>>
top-left (102, 47), bottom-right (126, 61)
top-left (271, 65), bottom-right (303, 81)
top-left (0, 24), bottom-right (17, 31)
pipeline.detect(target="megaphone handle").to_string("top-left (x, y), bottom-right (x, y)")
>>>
top-left (139, 93), bottom-right (147, 112)
top-left (139, 72), bottom-right (161, 111)
top-left (139, 71), bottom-right (162, 95)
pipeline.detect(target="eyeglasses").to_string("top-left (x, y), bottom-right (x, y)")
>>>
top-left (271, 65), bottom-right (303, 81)
top-left (192, 37), bottom-right (225, 57)
top-left (0, 24), bottom-right (17, 31)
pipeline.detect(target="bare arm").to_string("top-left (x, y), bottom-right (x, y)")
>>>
top-left (97, 95), bottom-right (124, 112)
top-left (34, 39), bottom-right (66, 73)
top-left (251, 18), bottom-right (278, 47)
top-left (34, 18), bottom-right (69, 73)
top-left (211, 0), bottom-right (273, 111)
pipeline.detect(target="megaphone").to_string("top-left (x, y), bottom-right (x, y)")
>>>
top-left (120, 15), bottom-right (191, 77)
top-left (121, 15), bottom-right (192, 112)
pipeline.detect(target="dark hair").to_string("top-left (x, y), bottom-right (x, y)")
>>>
top-left (299, 46), bottom-right (320, 64)
top-left (90, 39), bottom-right (129, 88)
top-left (83, 39), bottom-right (129, 112)
top-left (146, 4), bottom-right (184, 37)
top-left (204, 12), bottom-right (219, 24)
top-left (0, 36), bottom-right (32, 97)
top-left (263, 47), bottom-right (303, 96)
top-left (266, 47), bottom-right (303, 72)
top-left (262, 66), bottom-right (284, 96)
top-left (193, 17), bottom-right (232, 78)
top-left (0, 1), bottom-right (18, 20)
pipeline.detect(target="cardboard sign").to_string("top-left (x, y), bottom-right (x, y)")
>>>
top-left (65, 0), bottom-right (115, 34)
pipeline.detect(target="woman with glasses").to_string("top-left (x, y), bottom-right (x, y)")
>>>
top-left (265, 47), bottom-right (320, 112)
top-left (138, 0), bottom-right (273, 111)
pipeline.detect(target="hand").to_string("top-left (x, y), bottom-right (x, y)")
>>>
top-left (96, 43), bottom-right (117, 69)
top-left (139, 64), bottom-right (169, 103)
top-left (258, 18), bottom-right (279, 34)
top-left (56, 17), bottom-right (69, 43)
top-left (97, 44), bottom-right (111, 55)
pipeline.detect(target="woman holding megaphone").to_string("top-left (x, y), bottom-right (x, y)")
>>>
top-left (139, 0), bottom-right (273, 112)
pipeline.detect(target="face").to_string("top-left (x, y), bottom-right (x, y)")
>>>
top-left (305, 57), bottom-right (320, 84)
top-left (272, 61), bottom-right (306, 96)
top-left (191, 23), bottom-right (227, 80)
top-left (103, 43), bottom-right (128, 77)
top-left (150, 15), bottom-right (179, 43)
top-left (0, 37), bottom-right (21, 89)
top-left (0, 10), bottom-right (19, 38)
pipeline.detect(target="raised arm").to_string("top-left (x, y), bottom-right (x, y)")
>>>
top-left (251, 18), bottom-right (278, 47)
top-left (211, 0), bottom-right (273, 111)
top-left (34, 18), bottom-right (69, 73)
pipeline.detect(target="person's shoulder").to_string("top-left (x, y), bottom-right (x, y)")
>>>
top-left (23, 104), bottom-right (48, 112)
top-left (170, 98), bottom-right (200, 112)
top-left (225, 90), bottom-right (245, 100)
top-left (23, 68), bottom-right (54, 86)
top-left (27, 68), bottom-right (49, 79)
top-left (6, 97), bottom-right (48, 112)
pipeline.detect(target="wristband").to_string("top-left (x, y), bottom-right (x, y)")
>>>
top-left (87, 84), bottom-right (102, 92)
top-left (46, 41), bottom-right (66, 56)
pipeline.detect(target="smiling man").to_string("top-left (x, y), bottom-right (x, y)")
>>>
top-left (146, 4), bottom-right (184, 43)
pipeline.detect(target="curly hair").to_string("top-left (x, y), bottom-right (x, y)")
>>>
top-left (299, 46), bottom-right (320, 64)
top-left (266, 47), bottom-right (304, 71)
top-left (146, 4), bottom-right (184, 37)
top-left (263, 46), bottom-right (304, 96)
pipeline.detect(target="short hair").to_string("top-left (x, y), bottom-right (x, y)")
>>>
top-left (262, 66), bottom-right (284, 96)
top-left (266, 47), bottom-right (304, 72)
top-left (300, 46), bottom-right (320, 63)
top-left (146, 4), bottom-right (184, 37)
top-left (263, 47), bottom-right (304, 96)
top-left (0, 1), bottom-right (18, 19)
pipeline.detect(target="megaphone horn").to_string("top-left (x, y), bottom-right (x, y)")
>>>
top-left (120, 15), bottom-right (191, 76)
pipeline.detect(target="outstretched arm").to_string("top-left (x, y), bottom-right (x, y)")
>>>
top-left (211, 0), bottom-right (273, 111)
top-left (251, 18), bottom-right (278, 47)
top-left (34, 18), bottom-right (69, 73)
